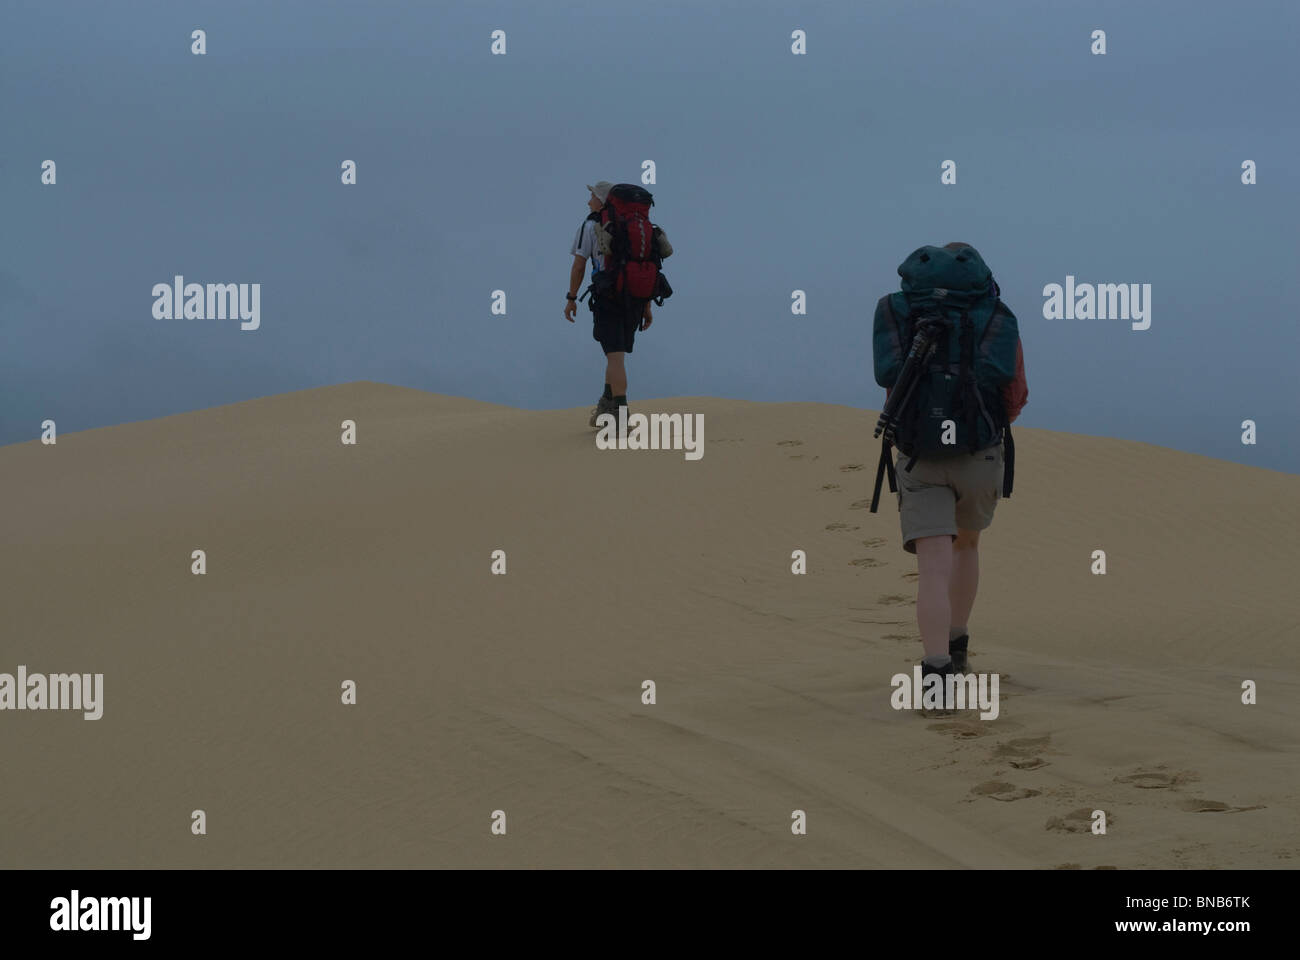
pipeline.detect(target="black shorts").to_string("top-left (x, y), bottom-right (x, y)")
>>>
top-left (592, 291), bottom-right (645, 355)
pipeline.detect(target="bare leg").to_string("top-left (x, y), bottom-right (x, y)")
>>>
top-left (914, 534), bottom-right (954, 659)
top-left (949, 528), bottom-right (981, 634)
top-left (605, 351), bottom-right (627, 397)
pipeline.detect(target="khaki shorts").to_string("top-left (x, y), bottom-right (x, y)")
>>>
top-left (896, 443), bottom-right (1004, 554)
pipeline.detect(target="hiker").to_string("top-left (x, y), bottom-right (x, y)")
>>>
top-left (869, 242), bottom-right (1028, 708)
top-left (564, 181), bottom-right (672, 427)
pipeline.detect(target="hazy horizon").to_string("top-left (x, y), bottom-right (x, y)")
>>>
top-left (4, 0), bottom-right (1297, 472)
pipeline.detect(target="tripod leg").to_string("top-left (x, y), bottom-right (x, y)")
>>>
top-left (870, 441), bottom-right (895, 512)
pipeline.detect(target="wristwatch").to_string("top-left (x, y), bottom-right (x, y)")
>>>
top-left (566, 293), bottom-right (577, 300)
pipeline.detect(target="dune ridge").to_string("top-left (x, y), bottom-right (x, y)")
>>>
top-left (2, 381), bottom-right (1296, 868)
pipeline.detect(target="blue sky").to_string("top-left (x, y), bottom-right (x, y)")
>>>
top-left (3, 0), bottom-right (1297, 471)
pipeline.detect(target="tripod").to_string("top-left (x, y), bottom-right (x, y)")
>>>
top-left (869, 312), bottom-right (951, 513)
top-left (873, 315), bottom-right (950, 445)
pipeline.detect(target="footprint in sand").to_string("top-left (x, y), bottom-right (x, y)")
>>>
top-left (901, 571), bottom-right (919, 582)
top-left (839, 463), bottom-right (864, 472)
top-left (927, 719), bottom-right (993, 739)
top-left (861, 537), bottom-right (887, 548)
top-left (820, 483), bottom-right (840, 491)
top-left (1010, 757), bottom-right (1048, 770)
top-left (972, 781), bottom-right (1041, 802)
top-left (1114, 766), bottom-right (1197, 789)
top-left (849, 499), bottom-right (874, 510)
top-left (1178, 797), bottom-right (1266, 813)
top-left (877, 593), bottom-right (913, 605)
top-left (777, 440), bottom-right (802, 447)
top-left (882, 632), bottom-right (918, 643)
top-left (850, 557), bottom-right (886, 567)
top-left (994, 735), bottom-right (1052, 759)
top-left (1046, 808), bottom-right (1115, 833)
top-left (826, 522), bottom-right (860, 531)
top-left (788, 454), bottom-right (804, 460)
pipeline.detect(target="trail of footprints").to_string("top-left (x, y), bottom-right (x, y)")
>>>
top-left (779, 439), bottom-right (903, 575)
top-left (937, 712), bottom-right (1264, 838)
top-left (775, 441), bottom-right (1265, 864)
top-left (784, 442), bottom-right (921, 596)
top-left (959, 725), bottom-right (1265, 862)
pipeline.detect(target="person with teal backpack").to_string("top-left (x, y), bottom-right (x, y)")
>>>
top-left (870, 243), bottom-right (1028, 709)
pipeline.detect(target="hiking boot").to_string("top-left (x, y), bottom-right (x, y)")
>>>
top-left (950, 635), bottom-right (969, 673)
top-left (589, 396), bottom-right (616, 428)
top-left (919, 659), bottom-right (957, 718)
top-left (606, 399), bottom-right (629, 437)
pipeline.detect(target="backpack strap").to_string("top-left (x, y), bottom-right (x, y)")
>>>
top-left (870, 439), bottom-right (898, 512)
top-left (957, 309), bottom-right (980, 454)
top-left (881, 295), bottom-right (907, 371)
top-left (1002, 425), bottom-right (1015, 498)
top-left (977, 299), bottom-right (1017, 494)
top-left (576, 217), bottom-right (596, 306)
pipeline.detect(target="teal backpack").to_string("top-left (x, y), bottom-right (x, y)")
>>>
top-left (869, 244), bottom-right (1019, 511)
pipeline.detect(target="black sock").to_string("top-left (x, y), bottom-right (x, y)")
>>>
top-left (613, 395), bottom-right (627, 406)
top-left (602, 383), bottom-right (612, 400)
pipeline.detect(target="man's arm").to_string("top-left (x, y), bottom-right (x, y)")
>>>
top-left (569, 255), bottom-right (586, 298)
top-left (564, 254), bottom-right (586, 322)
top-left (565, 219), bottom-right (594, 321)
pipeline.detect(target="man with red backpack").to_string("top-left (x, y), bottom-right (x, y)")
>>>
top-left (563, 181), bottom-right (672, 427)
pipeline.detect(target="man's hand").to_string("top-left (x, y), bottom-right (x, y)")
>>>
top-left (640, 301), bottom-right (653, 331)
top-left (564, 298), bottom-right (577, 322)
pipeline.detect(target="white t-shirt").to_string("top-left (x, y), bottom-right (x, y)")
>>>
top-left (570, 219), bottom-right (604, 275)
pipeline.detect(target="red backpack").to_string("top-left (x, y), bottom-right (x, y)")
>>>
top-left (599, 184), bottom-right (670, 302)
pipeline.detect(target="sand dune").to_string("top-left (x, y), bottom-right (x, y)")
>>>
top-left (2, 381), bottom-right (1296, 868)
